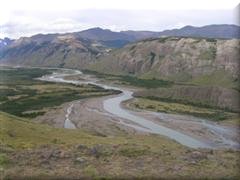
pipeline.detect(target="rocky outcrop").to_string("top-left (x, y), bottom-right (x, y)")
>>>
top-left (90, 37), bottom-right (239, 81)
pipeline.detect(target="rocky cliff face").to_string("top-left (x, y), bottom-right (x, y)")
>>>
top-left (90, 37), bottom-right (239, 82)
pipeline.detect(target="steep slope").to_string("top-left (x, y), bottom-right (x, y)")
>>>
top-left (90, 37), bottom-right (239, 83)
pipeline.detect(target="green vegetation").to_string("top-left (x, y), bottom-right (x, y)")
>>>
top-left (139, 94), bottom-right (238, 112)
top-left (0, 67), bottom-right (119, 118)
top-left (149, 51), bottom-right (156, 65)
top-left (205, 38), bottom-right (217, 43)
top-left (129, 98), bottom-right (238, 121)
top-left (0, 67), bottom-right (52, 85)
top-left (119, 75), bottom-right (172, 88)
top-left (0, 68), bottom-right (239, 177)
top-left (118, 144), bottom-right (149, 157)
top-left (192, 37), bottom-right (217, 43)
top-left (199, 46), bottom-right (217, 60)
top-left (0, 153), bottom-right (9, 168)
top-left (0, 111), bottom-right (122, 149)
top-left (0, 111), bottom-right (239, 178)
top-left (82, 69), bottom-right (173, 88)
top-left (190, 70), bottom-right (239, 89)
top-left (158, 37), bottom-right (169, 43)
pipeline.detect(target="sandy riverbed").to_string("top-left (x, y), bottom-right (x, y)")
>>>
top-left (36, 95), bottom-right (147, 136)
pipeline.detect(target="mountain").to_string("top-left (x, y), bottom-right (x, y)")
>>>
top-left (121, 30), bottom-right (159, 40)
top-left (76, 27), bottom-right (135, 48)
top-left (0, 28), bottom-right (136, 67)
top-left (0, 34), bottom-right (109, 68)
top-left (77, 25), bottom-right (240, 44)
top-left (0, 25), bottom-right (239, 68)
top-left (158, 24), bottom-right (240, 39)
top-left (122, 24), bottom-right (240, 39)
top-left (90, 36), bottom-right (239, 83)
top-left (0, 38), bottom-right (14, 48)
top-left (76, 25), bottom-right (240, 45)
top-left (76, 27), bottom-right (134, 41)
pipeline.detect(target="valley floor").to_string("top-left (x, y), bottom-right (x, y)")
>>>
top-left (0, 66), bottom-right (240, 179)
top-left (37, 93), bottom-right (239, 149)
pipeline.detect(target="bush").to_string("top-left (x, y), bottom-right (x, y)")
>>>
top-left (0, 153), bottom-right (9, 168)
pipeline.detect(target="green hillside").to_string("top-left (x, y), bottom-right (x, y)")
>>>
top-left (1, 111), bottom-right (239, 179)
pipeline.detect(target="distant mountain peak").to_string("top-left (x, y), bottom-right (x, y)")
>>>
top-left (82, 27), bottom-right (111, 33)
top-left (181, 25), bottom-right (194, 29)
top-left (159, 24), bottom-right (240, 39)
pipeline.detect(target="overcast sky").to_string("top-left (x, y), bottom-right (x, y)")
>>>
top-left (0, 0), bottom-right (239, 39)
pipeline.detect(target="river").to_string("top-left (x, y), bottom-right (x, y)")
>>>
top-left (38, 68), bottom-right (239, 149)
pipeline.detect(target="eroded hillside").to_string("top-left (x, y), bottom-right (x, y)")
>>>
top-left (90, 37), bottom-right (239, 82)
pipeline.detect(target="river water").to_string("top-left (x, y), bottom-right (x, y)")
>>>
top-left (38, 68), bottom-right (239, 149)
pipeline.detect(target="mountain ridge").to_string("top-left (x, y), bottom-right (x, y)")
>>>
top-left (0, 24), bottom-right (239, 82)
top-left (158, 24), bottom-right (240, 39)
top-left (1, 24), bottom-right (239, 42)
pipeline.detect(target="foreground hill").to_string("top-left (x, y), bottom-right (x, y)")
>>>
top-left (1, 111), bottom-right (239, 179)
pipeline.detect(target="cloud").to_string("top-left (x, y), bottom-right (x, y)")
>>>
top-left (1, 0), bottom-right (239, 11)
top-left (0, 9), bottom-right (238, 38)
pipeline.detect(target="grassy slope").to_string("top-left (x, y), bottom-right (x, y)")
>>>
top-left (189, 70), bottom-right (239, 90)
top-left (83, 69), bottom-right (173, 88)
top-left (0, 112), bottom-right (239, 179)
top-left (128, 98), bottom-right (239, 122)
